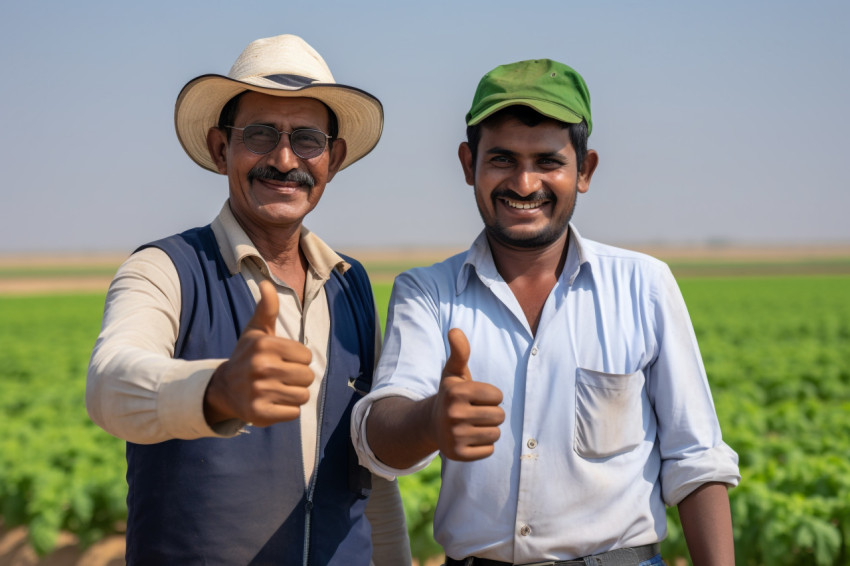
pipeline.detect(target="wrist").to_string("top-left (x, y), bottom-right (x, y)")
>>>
top-left (203, 363), bottom-right (237, 425)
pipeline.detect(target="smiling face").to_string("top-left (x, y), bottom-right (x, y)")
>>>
top-left (459, 114), bottom-right (597, 251)
top-left (206, 91), bottom-right (346, 237)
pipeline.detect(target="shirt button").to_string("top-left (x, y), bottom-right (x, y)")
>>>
top-left (531, 347), bottom-right (538, 356)
top-left (527, 438), bottom-right (538, 449)
top-left (519, 524), bottom-right (531, 536)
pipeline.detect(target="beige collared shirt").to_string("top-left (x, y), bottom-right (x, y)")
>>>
top-left (86, 201), bottom-right (410, 564)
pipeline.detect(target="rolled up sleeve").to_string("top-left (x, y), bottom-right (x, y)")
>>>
top-left (351, 386), bottom-right (437, 480)
top-left (662, 442), bottom-right (740, 504)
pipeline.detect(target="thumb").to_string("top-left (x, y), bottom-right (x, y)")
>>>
top-left (442, 328), bottom-right (471, 381)
top-left (245, 280), bottom-right (279, 335)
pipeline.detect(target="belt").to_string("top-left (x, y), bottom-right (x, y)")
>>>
top-left (444, 542), bottom-right (661, 566)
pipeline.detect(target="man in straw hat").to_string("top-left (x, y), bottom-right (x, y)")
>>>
top-left (87, 34), bottom-right (410, 565)
top-left (352, 59), bottom-right (740, 565)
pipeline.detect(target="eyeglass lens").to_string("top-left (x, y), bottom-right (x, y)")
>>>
top-left (240, 125), bottom-right (328, 159)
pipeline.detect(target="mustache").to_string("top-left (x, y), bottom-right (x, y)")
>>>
top-left (491, 188), bottom-right (555, 202)
top-left (248, 166), bottom-right (315, 189)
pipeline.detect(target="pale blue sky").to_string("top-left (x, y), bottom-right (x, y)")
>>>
top-left (1, 1), bottom-right (848, 253)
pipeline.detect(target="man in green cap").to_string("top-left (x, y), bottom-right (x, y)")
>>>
top-left (352, 59), bottom-right (740, 565)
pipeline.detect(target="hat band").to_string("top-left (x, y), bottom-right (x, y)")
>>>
top-left (262, 73), bottom-right (316, 88)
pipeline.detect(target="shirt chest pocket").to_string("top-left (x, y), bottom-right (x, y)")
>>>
top-left (574, 367), bottom-right (646, 459)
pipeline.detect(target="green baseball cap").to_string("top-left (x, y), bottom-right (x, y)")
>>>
top-left (465, 58), bottom-right (592, 135)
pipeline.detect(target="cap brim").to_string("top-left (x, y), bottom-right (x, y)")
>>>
top-left (175, 74), bottom-right (383, 173)
top-left (467, 98), bottom-right (584, 127)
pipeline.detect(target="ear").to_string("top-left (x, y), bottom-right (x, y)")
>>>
top-left (206, 127), bottom-right (229, 175)
top-left (577, 149), bottom-right (599, 194)
top-left (325, 138), bottom-right (347, 182)
top-left (458, 142), bottom-right (475, 186)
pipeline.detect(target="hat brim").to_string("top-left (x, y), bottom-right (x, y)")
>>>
top-left (175, 74), bottom-right (384, 173)
top-left (467, 97), bottom-right (584, 128)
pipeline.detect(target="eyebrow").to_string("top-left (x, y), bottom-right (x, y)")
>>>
top-left (251, 121), bottom-right (325, 131)
top-left (485, 147), bottom-right (569, 161)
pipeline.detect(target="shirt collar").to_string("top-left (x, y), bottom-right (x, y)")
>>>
top-left (563, 223), bottom-right (590, 285)
top-left (210, 201), bottom-right (349, 281)
top-left (457, 223), bottom-right (591, 294)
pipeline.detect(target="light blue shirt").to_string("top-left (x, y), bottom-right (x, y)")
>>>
top-left (352, 226), bottom-right (740, 563)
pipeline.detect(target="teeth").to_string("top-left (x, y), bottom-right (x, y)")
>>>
top-left (503, 198), bottom-right (545, 210)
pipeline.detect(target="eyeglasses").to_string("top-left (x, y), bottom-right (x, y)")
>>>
top-left (226, 124), bottom-right (332, 159)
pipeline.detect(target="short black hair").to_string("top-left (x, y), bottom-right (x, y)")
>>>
top-left (216, 92), bottom-right (339, 144)
top-left (217, 91), bottom-right (247, 137)
top-left (466, 105), bottom-right (588, 172)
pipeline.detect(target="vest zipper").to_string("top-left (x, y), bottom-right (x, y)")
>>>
top-left (302, 373), bottom-right (329, 566)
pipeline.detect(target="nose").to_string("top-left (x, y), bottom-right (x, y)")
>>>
top-left (512, 168), bottom-right (542, 197)
top-left (265, 134), bottom-right (300, 172)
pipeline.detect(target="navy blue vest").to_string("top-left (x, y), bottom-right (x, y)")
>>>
top-left (125, 226), bottom-right (375, 565)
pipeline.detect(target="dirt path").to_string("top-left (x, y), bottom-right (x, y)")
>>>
top-left (0, 526), bottom-right (446, 566)
top-left (2, 245), bottom-right (849, 295)
top-left (0, 526), bottom-right (123, 566)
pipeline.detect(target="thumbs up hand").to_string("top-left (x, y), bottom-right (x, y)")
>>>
top-left (204, 280), bottom-right (314, 427)
top-left (432, 328), bottom-right (505, 461)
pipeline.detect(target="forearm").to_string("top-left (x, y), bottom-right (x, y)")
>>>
top-left (678, 482), bottom-right (735, 566)
top-left (366, 396), bottom-right (438, 469)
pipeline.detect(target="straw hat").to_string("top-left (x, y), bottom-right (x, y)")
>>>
top-left (175, 34), bottom-right (383, 173)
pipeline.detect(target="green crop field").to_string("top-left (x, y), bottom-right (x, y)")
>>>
top-left (0, 268), bottom-right (849, 564)
top-left (0, 294), bottom-right (126, 553)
